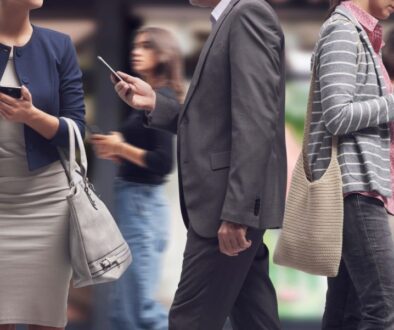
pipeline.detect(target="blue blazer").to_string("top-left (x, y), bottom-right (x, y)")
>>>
top-left (0, 25), bottom-right (85, 171)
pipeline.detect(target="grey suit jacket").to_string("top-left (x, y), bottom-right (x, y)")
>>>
top-left (147, 0), bottom-right (287, 237)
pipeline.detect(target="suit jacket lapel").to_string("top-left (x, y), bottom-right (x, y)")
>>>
top-left (180, 0), bottom-right (240, 120)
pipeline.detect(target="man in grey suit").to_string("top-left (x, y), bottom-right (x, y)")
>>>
top-left (113, 0), bottom-right (286, 329)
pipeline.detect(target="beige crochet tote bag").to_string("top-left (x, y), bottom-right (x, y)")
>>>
top-left (273, 64), bottom-right (344, 277)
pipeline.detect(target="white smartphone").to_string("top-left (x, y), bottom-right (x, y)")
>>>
top-left (97, 56), bottom-right (124, 82)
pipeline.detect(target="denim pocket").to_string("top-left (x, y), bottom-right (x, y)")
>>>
top-left (356, 194), bottom-right (385, 208)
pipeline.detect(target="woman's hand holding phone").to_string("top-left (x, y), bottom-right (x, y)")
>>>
top-left (90, 131), bottom-right (124, 164)
top-left (112, 71), bottom-right (156, 112)
top-left (0, 85), bottom-right (36, 123)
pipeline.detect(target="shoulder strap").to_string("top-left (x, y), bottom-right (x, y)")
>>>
top-left (60, 117), bottom-right (88, 184)
top-left (303, 59), bottom-right (338, 181)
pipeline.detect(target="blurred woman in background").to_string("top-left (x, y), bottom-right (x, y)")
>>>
top-left (91, 27), bottom-right (183, 330)
top-left (309, 0), bottom-right (394, 328)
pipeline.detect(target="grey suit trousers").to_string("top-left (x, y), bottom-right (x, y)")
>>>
top-left (169, 227), bottom-right (281, 330)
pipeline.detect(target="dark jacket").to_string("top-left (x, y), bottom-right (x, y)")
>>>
top-left (0, 25), bottom-right (85, 171)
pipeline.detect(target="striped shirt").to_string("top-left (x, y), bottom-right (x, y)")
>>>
top-left (342, 1), bottom-right (394, 214)
top-left (308, 4), bottom-right (394, 198)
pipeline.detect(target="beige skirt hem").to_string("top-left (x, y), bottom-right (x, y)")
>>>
top-left (0, 317), bottom-right (66, 328)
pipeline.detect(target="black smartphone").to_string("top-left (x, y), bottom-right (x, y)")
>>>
top-left (97, 56), bottom-right (123, 83)
top-left (0, 86), bottom-right (22, 99)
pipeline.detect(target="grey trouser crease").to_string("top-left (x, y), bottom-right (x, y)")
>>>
top-left (169, 226), bottom-right (281, 330)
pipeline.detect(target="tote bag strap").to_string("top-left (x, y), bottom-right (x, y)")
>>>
top-left (61, 117), bottom-right (88, 185)
top-left (302, 56), bottom-right (338, 181)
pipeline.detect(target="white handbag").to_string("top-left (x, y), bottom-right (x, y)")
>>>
top-left (60, 117), bottom-right (132, 288)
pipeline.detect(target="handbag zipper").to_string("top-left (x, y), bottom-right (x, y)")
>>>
top-left (84, 184), bottom-right (98, 210)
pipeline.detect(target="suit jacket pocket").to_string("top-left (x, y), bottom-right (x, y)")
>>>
top-left (210, 151), bottom-right (231, 171)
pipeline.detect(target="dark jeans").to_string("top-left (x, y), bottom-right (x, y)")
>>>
top-left (322, 194), bottom-right (394, 330)
top-left (169, 226), bottom-right (281, 330)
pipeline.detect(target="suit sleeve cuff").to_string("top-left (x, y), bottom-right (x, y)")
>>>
top-left (143, 94), bottom-right (166, 128)
top-left (221, 198), bottom-right (261, 229)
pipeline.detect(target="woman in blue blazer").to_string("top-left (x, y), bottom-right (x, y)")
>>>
top-left (0, 0), bottom-right (85, 329)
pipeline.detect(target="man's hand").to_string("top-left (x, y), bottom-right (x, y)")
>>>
top-left (112, 72), bottom-right (156, 111)
top-left (218, 221), bottom-right (252, 257)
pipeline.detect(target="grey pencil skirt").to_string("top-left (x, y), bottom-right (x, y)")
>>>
top-left (0, 160), bottom-right (72, 327)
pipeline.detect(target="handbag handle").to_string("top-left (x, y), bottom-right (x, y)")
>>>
top-left (303, 25), bottom-right (363, 181)
top-left (61, 117), bottom-right (88, 184)
top-left (302, 56), bottom-right (338, 181)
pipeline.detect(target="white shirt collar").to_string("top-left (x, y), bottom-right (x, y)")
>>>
top-left (211, 0), bottom-right (232, 23)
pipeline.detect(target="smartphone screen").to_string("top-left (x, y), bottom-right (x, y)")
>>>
top-left (97, 56), bottom-right (124, 83)
top-left (0, 86), bottom-right (22, 99)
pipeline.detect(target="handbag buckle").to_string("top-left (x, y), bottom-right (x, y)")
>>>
top-left (100, 258), bottom-right (112, 270)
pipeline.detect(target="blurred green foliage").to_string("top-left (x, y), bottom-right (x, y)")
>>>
top-left (285, 80), bottom-right (310, 141)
